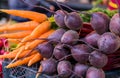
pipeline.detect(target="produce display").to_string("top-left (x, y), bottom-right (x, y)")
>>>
top-left (0, 3), bottom-right (119, 78)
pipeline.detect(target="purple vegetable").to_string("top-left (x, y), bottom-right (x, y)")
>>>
top-left (41, 59), bottom-right (57, 75)
top-left (98, 32), bottom-right (120, 54)
top-left (57, 60), bottom-right (72, 78)
top-left (48, 28), bottom-right (66, 42)
top-left (53, 43), bottom-right (70, 60)
top-left (86, 67), bottom-right (105, 78)
top-left (74, 63), bottom-right (89, 77)
top-left (64, 12), bottom-right (83, 30)
top-left (85, 31), bottom-right (101, 47)
top-left (89, 50), bottom-right (108, 68)
top-left (54, 10), bottom-right (66, 28)
top-left (61, 30), bottom-right (79, 45)
top-left (71, 44), bottom-right (92, 64)
top-left (91, 12), bottom-right (110, 34)
top-left (36, 42), bottom-right (54, 58)
top-left (110, 13), bottom-right (120, 36)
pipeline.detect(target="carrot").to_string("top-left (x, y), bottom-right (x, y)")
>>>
top-left (7, 39), bottom-right (21, 43)
top-left (0, 9), bottom-right (47, 23)
top-left (0, 46), bottom-right (28, 59)
top-left (25, 29), bottom-right (55, 50)
top-left (2, 46), bottom-right (25, 59)
top-left (6, 54), bottom-right (36, 68)
top-left (0, 50), bottom-right (37, 59)
top-left (0, 31), bottom-right (32, 39)
top-left (28, 53), bottom-right (42, 66)
top-left (10, 41), bottom-right (32, 64)
top-left (17, 21), bottom-right (51, 48)
top-left (35, 65), bottom-right (42, 78)
top-left (0, 21), bottom-right (39, 32)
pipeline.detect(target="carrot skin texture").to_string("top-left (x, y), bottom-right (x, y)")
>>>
top-left (17, 21), bottom-right (51, 48)
top-left (0, 31), bottom-right (32, 39)
top-left (25, 29), bottom-right (55, 50)
top-left (28, 53), bottom-right (42, 66)
top-left (6, 54), bottom-right (36, 68)
top-left (0, 9), bottom-right (47, 23)
top-left (0, 21), bottom-right (39, 32)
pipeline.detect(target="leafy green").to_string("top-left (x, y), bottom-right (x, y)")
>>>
top-left (48, 16), bottom-right (58, 29)
top-left (80, 8), bottom-right (118, 22)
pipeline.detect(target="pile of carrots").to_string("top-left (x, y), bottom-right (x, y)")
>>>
top-left (0, 9), bottom-right (55, 76)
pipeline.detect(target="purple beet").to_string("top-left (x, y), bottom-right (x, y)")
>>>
top-left (91, 12), bottom-right (110, 34)
top-left (74, 63), bottom-right (89, 77)
top-left (89, 50), bottom-right (108, 68)
top-left (85, 31), bottom-right (101, 47)
top-left (71, 44), bottom-right (92, 64)
top-left (57, 60), bottom-right (72, 78)
top-left (64, 12), bottom-right (83, 30)
top-left (110, 13), bottom-right (120, 36)
top-left (48, 28), bottom-right (66, 42)
top-left (54, 10), bottom-right (66, 28)
top-left (61, 30), bottom-right (79, 45)
top-left (36, 42), bottom-right (54, 58)
top-left (98, 32), bottom-right (120, 54)
top-left (53, 43), bottom-right (70, 60)
top-left (41, 59), bottom-right (57, 75)
top-left (86, 67), bottom-right (105, 78)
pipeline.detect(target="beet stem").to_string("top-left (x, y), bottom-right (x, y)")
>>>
top-left (21, 0), bottom-right (55, 14)
top-left (54, 0), bottom-right (68, 15)
top-left (76, 39), bottom-right (99, 50)
top-left (58, 53), bottom-right (90, 62)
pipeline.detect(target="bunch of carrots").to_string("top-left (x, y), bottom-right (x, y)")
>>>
top-left (0, 9), bottom-right (55, 77)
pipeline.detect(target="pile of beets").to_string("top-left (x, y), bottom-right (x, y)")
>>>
top-left (30, 8), bottom-right (120, 78)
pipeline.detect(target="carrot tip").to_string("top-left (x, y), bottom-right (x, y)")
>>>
top-left (5, 65), bottom-right (10, 68)
top-left (28, 63), bottom-right (31, 67)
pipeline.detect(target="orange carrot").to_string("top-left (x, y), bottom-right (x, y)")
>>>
top-left (0, 31), bottom-right (32, 39)
top-left (10, 41), bottom-right (33, 64)
top-left (0, 46), bottom-right (27, 59)
top-left (7, 39), bottom-right (21, 43)
top-left (6, 54), bottom-right (36, 68)
top-left (0, 21), bottom-right (39, 32)
top-left (17, 21), bottom-right (51, 48)
top-left (28, 53), bottom-right (42, 66)
top-left (25, 29), bottom-right (55, 50)
top-left (0, 50), bottom-right (37, 59)
top-left (0, 9), bottom-right (47, 23)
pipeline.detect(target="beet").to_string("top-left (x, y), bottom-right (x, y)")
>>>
top-left (54, 10), bottom-right (66, 28)
top-left (89, 50), bottom-right (108, 68)
top-left (90, 12), bottom-right (110, 34)
top-left (86, 67), bottom-right (105, 78)
top-left (41, 59), bottom-right (57, 75)
top-left (48, 28), bottom-right (66, 42)
top-left (74, 63), bottom-right (89, 77)
top-left (98, 32), bottom-right (120, 54)
top-left (85, 31), bottom-right (101, 47)
top-left (36, 42), bottom-right (54, 58)
top-left (110, 13), bottom-right (120, 36)
top-left (71, 44), bottom-right (92, 64)
top-left (61, 30), bottom-right (79, 45)
top-left (64, 12), bottom-right (83, 30)
top-left (57, 60), bottom-right (72, 78)
top-left (53, 43), bottom-right (70, 60)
